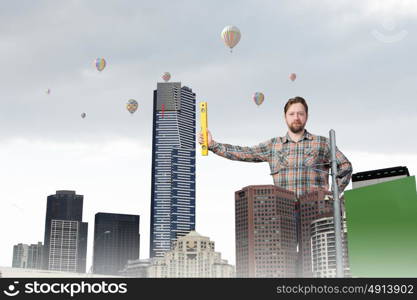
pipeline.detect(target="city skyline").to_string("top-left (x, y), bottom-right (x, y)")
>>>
top-left (1, 0), bottom-right (417, 270)
top-left (7, 169), bottom-right (412, 277)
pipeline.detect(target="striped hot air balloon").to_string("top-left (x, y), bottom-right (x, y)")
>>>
top-left (162, 72), bottom-right (171, 82)
top-left (253, 92), bottom-right (264, 106)
top-left (95, 57), bottom-right (106, 72)
top-left (126, 99), bottom-right (138, 114)
top-left (221, 25), bottom-right (241, 52)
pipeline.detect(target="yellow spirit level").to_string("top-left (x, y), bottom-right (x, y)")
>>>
top-left (200, 102), bottom-right (208, 156)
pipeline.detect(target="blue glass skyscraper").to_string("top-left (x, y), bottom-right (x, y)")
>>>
top-left (149, 82), bottom-right (196, 258)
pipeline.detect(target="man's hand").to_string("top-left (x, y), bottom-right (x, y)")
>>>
top-left (198, 129), bottom-right (214, 148)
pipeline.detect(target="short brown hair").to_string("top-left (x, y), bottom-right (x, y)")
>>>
top-left (284, 96), bottom-right (308, 114)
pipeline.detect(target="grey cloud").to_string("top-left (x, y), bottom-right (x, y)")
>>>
top-left (0, 0), bottom-right (416, 155)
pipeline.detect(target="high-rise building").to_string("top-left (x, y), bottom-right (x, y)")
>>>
top-left (16, 242), bottom-right (44, 269)
top-left (352, 166), bottom-right (409, 189)
top-left (149, 82), bottom-right (196, 258)
top-left (93, 213), bottom-right (140, 275)
top-left (147, 231), bottom-right (234, 278)
top-left (26, 242), bottom-right (44, 269)
top-left (48, 220), bottom-right (88, 273)
top-left (310, 217), bottom-right (350, 277)
top-left (12, 244), bottom-right (28, 268)
top-left (235, 185), bottom-right (297, 278)
top-left (298, 190), bottom-right (349, 277)
top-left (43, 190), bottom-right (87, 272)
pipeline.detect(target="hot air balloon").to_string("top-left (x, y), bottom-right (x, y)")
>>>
top-left (253, 92), bottom-right (264, 106)
top-left (81, 112), bottom-right (86, 119)
top-left (95, 58), bottom-right (106, 72)
top-left (221, 25), bottom-right (241, 52)
top-left (126, 99), bottom-right (138, 114)
top-left (45, 88), bottom-right (51, 95)
top-left (289, 73), bottom-right (297, 81)
top-left (162, 72), bottom-right (171, 82)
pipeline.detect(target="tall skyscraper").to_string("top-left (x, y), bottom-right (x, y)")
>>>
top-left (352, 166), bottom-right (409, 189)
top-left (149, 82), bottom-right (196, 258)
top-left (48, 219), bottom-right (88, 273)
top-left (235, 185), bottom-right (297, 278)
top-left (43, 190), bottom-right (87, 272)
top-left (93, 213), bottom-right (140, 275)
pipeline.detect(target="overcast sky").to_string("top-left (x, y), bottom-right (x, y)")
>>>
top-left (1, 0), bottom-right (417, 269)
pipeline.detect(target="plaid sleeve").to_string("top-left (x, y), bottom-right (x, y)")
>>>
top-left (335, 147), bottom-right (353, 192)
top-left (209, 139), bottom-right (273, 163)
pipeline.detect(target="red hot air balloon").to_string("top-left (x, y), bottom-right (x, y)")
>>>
top-left (162, 72), bottom-right (171, 82)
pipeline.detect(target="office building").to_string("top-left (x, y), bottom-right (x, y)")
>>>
top-left (48, 219), bottom-right (88, 273)
top-left (149, 82), bottom-right (196, 258)
top-left (43, 190), bottom-right (87, 272)
top-left (13, 242), bottom-right (44, 269)
top-left (93, 213), bottom-right (140, 275)
top-left (298, 190), bottom-right (350, 277)
top-left (12, 243), bottom-right (28, 268)
top-left (310, 217), bottom-right (350, 277)
top-left (235, 185), bottom-right (297, 277)
top-left (148, 231), bottom-right (234, 278)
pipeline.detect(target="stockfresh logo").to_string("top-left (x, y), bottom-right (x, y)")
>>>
top-left (3, 281), bottom-right (20, 297)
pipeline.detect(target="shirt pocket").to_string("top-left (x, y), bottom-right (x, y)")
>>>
top-left (303, 147), bottom-right (320, 167)
top-left (270, 148), bottom-right (289, 174)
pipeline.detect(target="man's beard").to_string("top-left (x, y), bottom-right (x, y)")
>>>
top-left (289, 122), bottom-right (305, 134)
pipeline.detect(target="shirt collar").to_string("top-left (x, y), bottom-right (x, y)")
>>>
top-left (283, 129), bottom-right (313, 143)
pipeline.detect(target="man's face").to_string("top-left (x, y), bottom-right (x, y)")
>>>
top-left (285, 103), bottom-right (308, 134)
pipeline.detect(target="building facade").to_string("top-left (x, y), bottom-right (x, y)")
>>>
top-left (235, 185), bottom-right (297, 277)
top-left (298, 190), bottom-right (349, 277)
top-left (147, 231), bottom-right (234, 278)
top-left (93, 213), bottom-right (140, 275)
top-left (149, 82), bottom-right (196, 258)
top-left (43, 190), bottom-right (87, 271)
top-left (26, 242), bottom-right (44, 269)
top-left (12, 243), bottom-right (28, 268)
top-left (310, 217), bottom-right (350, 277)
top-left (119, 259), bottom-right (152, 278)
top-left (48, 219), bottom-right (88, 273)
